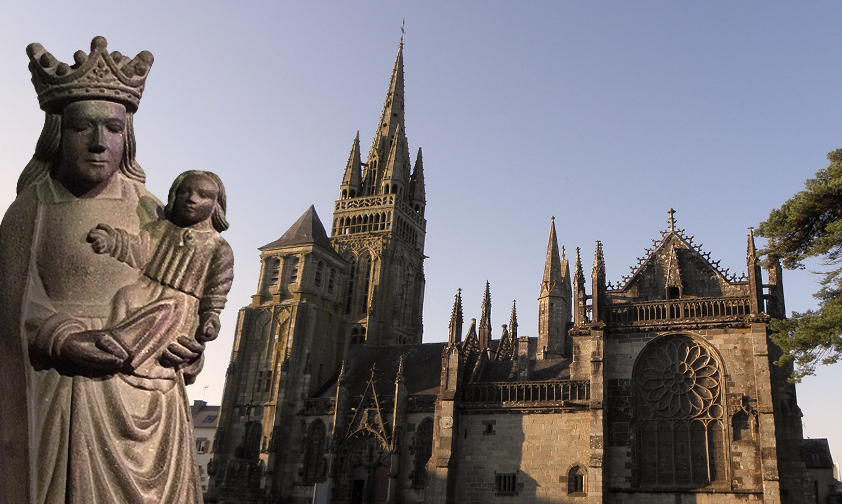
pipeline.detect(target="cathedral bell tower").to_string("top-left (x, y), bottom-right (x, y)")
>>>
top-left (330, 40), bottom-right (426, 346)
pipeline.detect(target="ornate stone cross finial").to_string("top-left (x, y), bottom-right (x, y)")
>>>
top-left (667, 208), bottom-right (676, 232)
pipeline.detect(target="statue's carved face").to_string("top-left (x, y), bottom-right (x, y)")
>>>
top-left (171, 173), bottom-right (219, 227)
top-left (57, 100), bottom-right (126, 196)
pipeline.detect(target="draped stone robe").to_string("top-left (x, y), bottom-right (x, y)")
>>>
top-left (0, 174), bottom-right (204, 504)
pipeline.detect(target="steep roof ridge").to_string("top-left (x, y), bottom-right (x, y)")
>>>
top-left (613, 209), bottom-right (743, 291)
top-left (260, 205), bottom-right (335, 253)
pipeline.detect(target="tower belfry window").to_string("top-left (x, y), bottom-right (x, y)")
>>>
top-left (288, 257), bottom-right (300, 284)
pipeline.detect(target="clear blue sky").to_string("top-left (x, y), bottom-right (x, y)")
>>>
top-left (2, 0), bottom-right (841, 463)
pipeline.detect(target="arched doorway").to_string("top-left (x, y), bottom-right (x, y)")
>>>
top-left (342, 435), bottom-right (390, 504)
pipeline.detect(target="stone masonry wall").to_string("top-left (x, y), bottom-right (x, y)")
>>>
top-left (604, 327), bottom-right (766, 498)
top-left (453, 411), bottom-right (591, 503)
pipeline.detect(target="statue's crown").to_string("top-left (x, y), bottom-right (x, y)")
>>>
top-left (27, 36), bottom-right (153, 113)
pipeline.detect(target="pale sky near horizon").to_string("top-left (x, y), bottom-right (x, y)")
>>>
top-left (2, 0), bottom-right (842, 465)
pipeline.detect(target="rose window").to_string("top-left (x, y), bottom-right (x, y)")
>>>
top-left (638, 336), bottom-right (721, 419)
top-left (634, 335), bottom-right (726, 488)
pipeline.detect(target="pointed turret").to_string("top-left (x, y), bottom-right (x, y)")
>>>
top-left (409, 148), bottom-right (426, 214)
top-left (448, 289), bottom-right (464, 346)
top-left (573, 247), bottom-right (588, 325)
top-left (380, 124), bottom-right (411, 196)
top-left (478, 282), bottom-right (492, 350)
top-left (339, 132), bottom-right (362, 199)
top-left (509, 300), bottom-right (518, 341)
top-left (540, 217), bottom-right (564, 298)
top-left (591, 241), bottom-right (606, 323)
top-left (538, 217), bottom-right (572, 357)
top-left (747, 227), bottom-right (764, 314)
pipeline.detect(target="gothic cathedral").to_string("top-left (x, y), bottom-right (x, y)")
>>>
top-left (207, 41), bottom-right (815, 504)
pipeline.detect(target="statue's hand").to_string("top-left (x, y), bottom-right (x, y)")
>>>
top-left (57, 329), bottom-right (130, 371)
top-left (86, 223), bottom-right (116, 254)
top-left (197, 312), bottom-right (221, 343)
top-left (160, 335), bottom-right (205, 368)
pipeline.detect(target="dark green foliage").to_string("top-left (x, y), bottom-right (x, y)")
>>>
top-left (757, 149), bottom-right (842, 380)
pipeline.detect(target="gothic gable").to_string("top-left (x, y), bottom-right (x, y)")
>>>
top-left (345, 366), bottom-right (392, 447)
top-left (615, 222), bottom-right (744, 301)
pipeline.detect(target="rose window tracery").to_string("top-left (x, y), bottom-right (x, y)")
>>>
top-left (634, 335), bottom-right (726, 488)
top-left (638, 337), bottom-right (721, 419)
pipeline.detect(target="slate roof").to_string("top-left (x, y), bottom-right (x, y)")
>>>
top-left (480, 352), bottom-right (571, 382)
top-left (260, 205), bottom-right (334, 252)
top-left (315, 343), bottom-right (446, 398)
top-left (804, 438), bottom-right (835, 469)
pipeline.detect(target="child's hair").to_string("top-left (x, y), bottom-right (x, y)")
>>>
top-left (164, 170), bottom-right (229, 232)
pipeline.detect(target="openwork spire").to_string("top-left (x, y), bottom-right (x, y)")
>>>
top-left (366, 39), bottom-right (407, 193)
top-left (340, 131), bottom-right (362, 198)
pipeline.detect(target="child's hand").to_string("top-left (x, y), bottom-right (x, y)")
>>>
top-left (197, 312), bottom-right (221, 343)
top-left (86, 224), bottom-right (116, 254)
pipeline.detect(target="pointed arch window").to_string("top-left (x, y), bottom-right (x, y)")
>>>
top-left (303, 420), bottom-right (327, 482)
top-left (634, 335), bottom-right (726, 489)
top-left (568, 465), bottom-right (587, 494)
top-left (345, 261), bottom-right (356, 314)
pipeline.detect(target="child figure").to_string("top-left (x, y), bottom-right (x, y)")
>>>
top-left (87, 170), bottom-right (234, 382)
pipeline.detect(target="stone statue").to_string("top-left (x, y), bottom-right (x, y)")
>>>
top-left (0, 37), bottom-right (233, 504)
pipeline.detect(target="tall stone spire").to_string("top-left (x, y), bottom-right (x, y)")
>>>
top-left (339, 131), bottom-right (362, 199)
top-left (538, 217), bottom-right (571, 357)
top-left (448, 289), bottom-right (463, 346)
top-left (478, 281), bottom-right (492, 350)
top-left (364, 40), bottom-right (407, 196)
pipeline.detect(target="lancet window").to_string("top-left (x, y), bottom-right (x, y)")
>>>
top-left (303, 419), bottom-right (327, 482)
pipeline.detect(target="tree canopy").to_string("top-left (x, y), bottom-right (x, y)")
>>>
top-left (757, 148), bottom-right (842, 380)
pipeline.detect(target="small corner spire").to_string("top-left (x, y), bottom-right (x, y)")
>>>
top-left (541, 217), bottom-right (563, 297)
top-left (667, 208), bottom-right (676, 232)
top-left (747, 226), bottom-right (757, 259)
top-left (448, 288), bottom-right (464, 345)
top-left (479, 282), bottom-right (492, 349)
top-left (509, 300), bottom-right (518, 340)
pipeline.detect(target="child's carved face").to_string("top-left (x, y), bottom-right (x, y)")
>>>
top-left (171, 173), bottom-right (219, 227)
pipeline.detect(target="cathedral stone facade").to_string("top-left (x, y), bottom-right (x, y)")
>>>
top-left (207, 42), bottom-right (815, 504)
